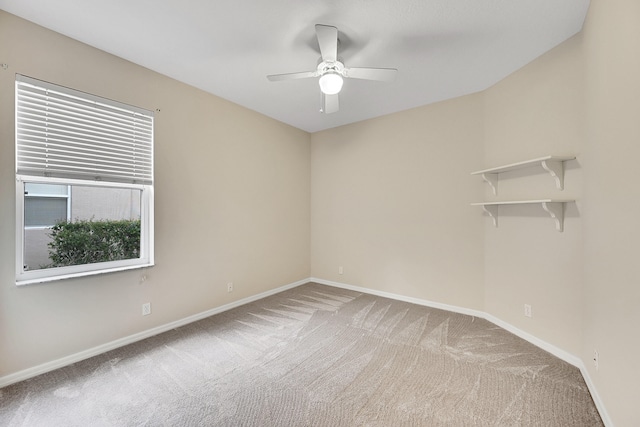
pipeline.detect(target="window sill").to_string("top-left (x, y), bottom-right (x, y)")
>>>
top-left (16, 262), bottom-right (154, 286)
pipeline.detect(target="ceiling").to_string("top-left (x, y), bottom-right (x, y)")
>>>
top-left (0, 0), bottom-right (590, 133)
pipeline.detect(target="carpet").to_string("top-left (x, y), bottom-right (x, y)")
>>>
top-left (0, 282), bottom-right (603, 426)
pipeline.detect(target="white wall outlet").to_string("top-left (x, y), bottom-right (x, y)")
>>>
top-left (142, 302), bottom-right (151, 316)
top-left (227, 282), bottom-right (234, 293)
top-left (338, 266), bottom-right (343, 275)
top-left (593, 350), bottom-right (599, 370)
top-left (524, 304), bottom-right (532, 318)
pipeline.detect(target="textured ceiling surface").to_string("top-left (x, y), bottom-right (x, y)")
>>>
top-left (0, 0), bottom-right (590, 132)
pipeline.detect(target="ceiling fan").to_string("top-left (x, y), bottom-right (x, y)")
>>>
top-left (267, 24), bottom-right (398, 114)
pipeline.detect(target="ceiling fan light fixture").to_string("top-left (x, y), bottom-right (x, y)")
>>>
top-left (319, 72), bottom-right (343, 95)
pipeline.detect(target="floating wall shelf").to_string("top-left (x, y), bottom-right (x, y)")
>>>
top-left (471, 200), bottom-right (572, 232)
top-left (471, 156), bottom-right (575, 195)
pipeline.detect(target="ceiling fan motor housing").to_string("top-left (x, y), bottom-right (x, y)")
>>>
top-left (317, 59), bottom-right (346, 77)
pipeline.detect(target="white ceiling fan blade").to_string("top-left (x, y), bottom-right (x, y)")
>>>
top-left (267, 71), bottom-right (317, 82)
top-left (321, 93), bottom-right (339, 114)
top-left (345, 67), bottom-right (398, 81)
top-left (315, 24), bottom-right (338, 63)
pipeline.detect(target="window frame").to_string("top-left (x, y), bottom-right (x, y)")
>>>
top-left (16, 175), bottom-right (154, 285)
top-left (15, 75), bottom-right (154, 286)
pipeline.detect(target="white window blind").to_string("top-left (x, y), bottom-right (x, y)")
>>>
top-left (16, 75), bottom-right (153, 185)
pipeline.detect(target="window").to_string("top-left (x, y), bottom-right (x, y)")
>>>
top-left (15, 75), bottom-right (154, 285)
top-left (24, 183), bottom-right (70, 227)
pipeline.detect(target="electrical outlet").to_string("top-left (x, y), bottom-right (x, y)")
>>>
top-left (593, 350), bottom-right (599, 370)
top-left (338, 266), bottom-right (343, 275)
top-left (524, 304), bottom-right (532, 318)
top-left (227, 282), bottom-right (234, 293)
top-left (142, 302), bottom-right (151, 316)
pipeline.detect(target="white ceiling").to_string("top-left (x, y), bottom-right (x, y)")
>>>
top-left (0, 0), bottom-right (590, 133)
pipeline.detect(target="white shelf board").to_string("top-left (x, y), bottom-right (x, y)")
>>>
top-left (471, 199), bottom-right (572, 206)
top-left (471, 199), bottom-right (573, 231)
top-left (471, 156), bottom-right (575, 175)
top-left (471, 156), bottom-right (575, 195)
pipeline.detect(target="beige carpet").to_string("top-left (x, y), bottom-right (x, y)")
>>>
top-left (0, 282), bottom-right (603, 426)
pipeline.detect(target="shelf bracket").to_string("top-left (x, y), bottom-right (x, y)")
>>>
top-left (481, 205), bottom-right (498, 227)
top-left (541, 202), bottom-right (564, 232)
top-left (541, 159), bottom-right (565, 190)
top-left (481, 173), bottom-right (498, 196)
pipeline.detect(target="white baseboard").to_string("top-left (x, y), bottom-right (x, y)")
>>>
top-left (0, 277), bottom-right (309, 389)
top-left (311, 277), bottom-right (613, 427)
top-left (578, 363), bottom-right (613, 426)
top-left (311, 277), bottom-right (486, 319)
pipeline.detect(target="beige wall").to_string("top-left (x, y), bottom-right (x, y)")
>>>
top-left (482, 35), bottom-right (585, 354)
top-left (311, 96), bottom-right (485, 309)
top-left (582, 0), bottom-right (640, 425)
top-left (0, 11), bottom-right (310, 375)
